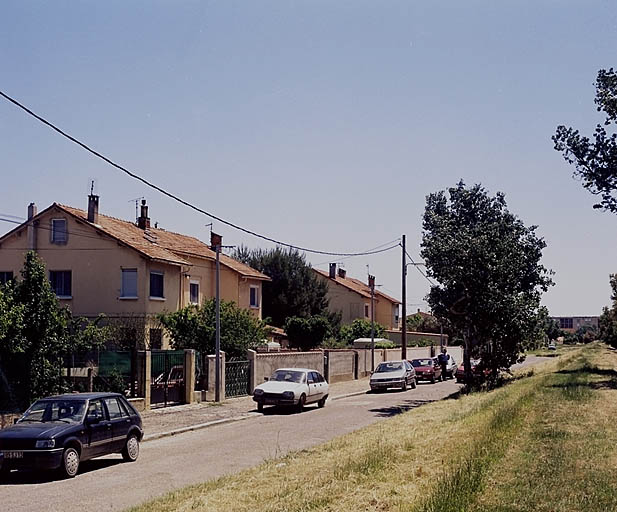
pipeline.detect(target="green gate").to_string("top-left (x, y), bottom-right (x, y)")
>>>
top-left (151, 350), bottom-right (185, 407)
top-left (225, 360), bottom-right (250, 397)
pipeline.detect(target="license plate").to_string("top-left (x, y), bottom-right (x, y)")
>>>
top-left (3, 451), bottom-right (23, 459)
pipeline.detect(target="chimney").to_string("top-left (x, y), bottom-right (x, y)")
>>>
top-left (368, 275), bottom-right (375, 289)
top-left (329, 263), bottom-right (336, 279)
top-left (137, 199), bottom-right (150, 229)
top-left (87, 194), bottom-right (99, 223)
top-left (338, 267), bottom-right (346, 279)
top-left (27, 202), bottom-right (37, 220)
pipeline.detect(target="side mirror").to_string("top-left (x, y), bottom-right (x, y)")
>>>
top-left (13, 418), bottom-right (19, 425)
top-left (264, 377), bottom-right (269, 382)
top-left (86, 414), bottom-right (100, 425)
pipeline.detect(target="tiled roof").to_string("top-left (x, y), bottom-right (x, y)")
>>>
top-left (313, 268), bottom-right (401, 304)
top-left (55, 204), bottom-right (270, 280)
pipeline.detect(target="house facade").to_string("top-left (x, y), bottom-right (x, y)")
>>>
top-left (313, 264), bottom-right (400, 329)
top-left (0, 196), bottom-right (270, 348)
top-left (551, 316), bottom-right (599, 333)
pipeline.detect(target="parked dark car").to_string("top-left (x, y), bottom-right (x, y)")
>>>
top-left (455, 359), bottom-right (490, 383)
top-left (410, 358), bottom-right (443, 383)
top-left (0, 392), bottom-right (143, 479)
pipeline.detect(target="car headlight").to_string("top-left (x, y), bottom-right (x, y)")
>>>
top-left (253, 389), bottom-right (264, 396)
top-left (35, 439), bottom-right (55, 449)
top-left (282, 391), bottom-right (294, 399)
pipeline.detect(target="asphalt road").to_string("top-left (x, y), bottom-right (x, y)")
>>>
top-left (0, 356), bottom-right (547, 512)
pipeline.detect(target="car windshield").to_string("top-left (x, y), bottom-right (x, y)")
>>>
top-left (19, 399), bottom-right (87, 424)
top-left (271, 370), bottom-right (305, 383)
top-left (411, 359), bottom-right (433, 367)
top-left (375, 362), bottom-right (403, 373)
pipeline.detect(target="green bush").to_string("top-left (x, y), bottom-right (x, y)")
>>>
top-left (374, 341), bottom-right (396, 349)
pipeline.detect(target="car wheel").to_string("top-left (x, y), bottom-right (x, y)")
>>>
top-left (411, 378), bottom-right (417, 389)
top-left (0, 465), bottom-right (10, 480)
top-left (297, 394), bottom-right (306, 412)
top-left (60, 447), bottom-right (80, 478)
top-left (401, 380), bottom-right (407, 391)
top-left (431, 375), bottom-right (435, 384)
top-left (318, 396), bottom-right (327, 408)
top-left (122, 434), bottom-right (140, 462)
top-left (257, 402), bottom-right (264, 413)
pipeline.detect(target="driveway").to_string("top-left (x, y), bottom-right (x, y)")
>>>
top-left (0, 356), bottom-right (549, 512)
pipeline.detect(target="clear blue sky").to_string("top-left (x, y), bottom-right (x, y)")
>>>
top-left (1, 1), bottom-right (616, 316)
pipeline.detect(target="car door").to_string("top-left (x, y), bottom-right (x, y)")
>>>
top-left (103, 397), bottom-right (131, 452)
top-left (307, 372), bottom-right (322, 403)
top-left (404, 361), bottom-right (414, 383)
top-left (84, 399), bottom-right (112, 458)
top-left (315, 372), bottom-right (328, 397)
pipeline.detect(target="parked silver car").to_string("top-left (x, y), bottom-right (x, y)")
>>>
top-left (370, 360), bottom-right (416, 392)
top-left (252, 368), bottom-right (329, 412)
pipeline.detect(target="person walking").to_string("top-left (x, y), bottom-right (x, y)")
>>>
top-left (438, 347), bottom-right (449, 380)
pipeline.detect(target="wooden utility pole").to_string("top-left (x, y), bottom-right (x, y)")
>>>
top-left (369, 274), bottom-right (376, 371)
top-left (401, 234), bottom-right (407, 360)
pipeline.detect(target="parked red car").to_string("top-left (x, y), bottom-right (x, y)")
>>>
top-left (455, 359), bottom-right (490, 383)
top-left (410, 358), bottom-right (442, 383)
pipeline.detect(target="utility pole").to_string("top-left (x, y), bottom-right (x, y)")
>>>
top-left (211, 232), bottom-right (223, 403)
top-left (401, 234), bottom-right (407, 360)
top-left (369, 274), bottom-right (375, 371)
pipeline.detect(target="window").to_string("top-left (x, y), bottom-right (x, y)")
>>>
top-left (86, 400), bottom-right (105, 421)
top-left (190, 281), bottom-right (199, 304)
top-left (0, 271), bottom-right (13, 285)
top-left (559, 318), bottom-right (573, 329)
top-left (49, 270), bottom-right (72, 298)
top-left (121, 269), bottom-right (137, 298)
top-left (364, 304), bottom-right (369, 318)
top-left (150, 271), bottom-right (164, 298)
top-left (149, 328), bottom-right (162, 350)
top-left (103, 398), bottom-right (126, 420)
top-left (249, 285), bottom-right (259, 308)
top-left (51, 218), bottom-right (67, 244)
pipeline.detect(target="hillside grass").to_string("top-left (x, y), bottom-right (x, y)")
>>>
top-left (128, 344), bottom-right (617, 512)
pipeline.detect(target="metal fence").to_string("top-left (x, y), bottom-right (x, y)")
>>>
top-left (225, 360), bottom-right (250, 397)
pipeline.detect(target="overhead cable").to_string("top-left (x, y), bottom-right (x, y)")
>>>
top-left (0, 90), bottom-right (400, 258)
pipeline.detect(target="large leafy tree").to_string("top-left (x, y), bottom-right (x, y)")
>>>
top-left (421, 182), bottom-right (553, 384)
top-left (0, 252), bottom-right (110, 409)
top-left (158, 298), bottom-right (268, 359)
top-left (599, 274), bottom-right (617, 347)
top-left (553, 68), bottom-right (617, 212)
top-left (232, 246), bottom-right (329, 327)
top-left (284, 315), bottom-right (330, 351)
top-left (339, 318), bottom-right (386, 345)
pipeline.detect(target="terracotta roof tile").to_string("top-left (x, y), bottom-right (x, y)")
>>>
top-left (56, 204), bottom-right (270, 280)
top-left (313, 268), bottom-right (400, 304)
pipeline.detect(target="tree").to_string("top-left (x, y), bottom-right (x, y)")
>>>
top-left (339, 318), bottom-right (386, 345)
top-left (284, 315), bottom-right (330, 351)
top-left (406, 313), bottom-right (443, 334)
top-left (232, 246), bottom-right (329, 327)
top-left (421, 182), bottom-right (553, 385)
top-left (599, 274), bottom-right (617, 347)
top-left (0, 252), bottom-right (110, 409)
top-left (553, 68), bottom-right (617, 213)
top-left (158, 299), bottom-right (268, 359)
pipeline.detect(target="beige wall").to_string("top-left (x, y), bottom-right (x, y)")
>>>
top-left (375, 299), bottom-right (399, 330)
top-left (315, 274), bottom-right (369, 325)
top-left (252, 351), bottom-right (324, 387)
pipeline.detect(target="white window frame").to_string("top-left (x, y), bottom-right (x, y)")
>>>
top-left (120, 268), bottom-right (138, 299)
top-left (149, 271), bottom-right (165, 300)
top-left (51, 218), bottom-right (68, 244)
top-left (189, 280), bottom-right (200, 305)
top-left (249, 285), bottom-right (260, 308)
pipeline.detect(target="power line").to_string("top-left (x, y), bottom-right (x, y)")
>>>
top-left (404, 247), bottom-right (437, 286)
top-left (0, 89), bottom-right (400, 258)
top-left (313, 238), bottom-right (401, 267)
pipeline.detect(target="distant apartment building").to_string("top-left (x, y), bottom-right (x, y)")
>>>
top-left (0, 195), bottom-right (270, 348)
top-left (551, 316), bottom-right (599, 333)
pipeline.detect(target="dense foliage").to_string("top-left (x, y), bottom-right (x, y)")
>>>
top-left (0, 252), bottom-right (110, 410)
top-left (339, 318), bottom-right (386, 345)
top-left (284, 315), bottom-right (330, 351)
top-left (554, 68), bottom-right (617, 213)
top-left (158, 298), bottom-right (268, 359)
top-left (599, 274), bottom-right (617, 348)
top-left (232, 246), bottom-right (329, 327)
top-left (421, 182), bottom-right (553, 384)
top-left (406, 313), bottom-right (442, 334)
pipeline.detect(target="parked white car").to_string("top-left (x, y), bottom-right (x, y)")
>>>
top-left (252, 368), bottom-right (329, 413)
top-left (370, 360), bottom-right (416, 392)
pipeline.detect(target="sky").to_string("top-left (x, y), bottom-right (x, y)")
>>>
top-left (1, 1), bottom-right (616, 316)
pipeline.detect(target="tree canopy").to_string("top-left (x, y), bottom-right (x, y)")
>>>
top-left (421, 182), bottom-right (553, 384)
top-left (599, 274), bottom-right (617, 348)
top-left (232, 246), bottom-right (329, 327)
top-left (339, 318), bottom-right (386, 345)
top-left (553, 68), bottom-right (617, 213)
top-left (284, 315), bottom-right (330, 351)
top-left (158, 298), bottom-right (268, 359)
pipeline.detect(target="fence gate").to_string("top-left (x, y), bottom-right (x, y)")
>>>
top-left (225, 360), bottom-right (250, 397)
top-left (151, 350), bottom-right (185, 407)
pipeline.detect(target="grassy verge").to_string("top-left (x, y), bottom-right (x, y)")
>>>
top-left (129, 344), bottom-right (617, 512)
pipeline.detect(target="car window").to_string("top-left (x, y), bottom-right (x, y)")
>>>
top-left (315, 372), bottom-right (324, 383)
top-left (271, 370), bottom-right (305, 383)
top-left (375, 362), bottom-right (403, 372)
top-left (308, 372), bottom-right (317, 383)
top-left (20, 399), bottom-right (86, 424)
top-left (104, 398), bottom-right (126, 419)
top-left (118, 396), bottom-right (135, 416)
top-left (87, 400), bottom-right (106, 421)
